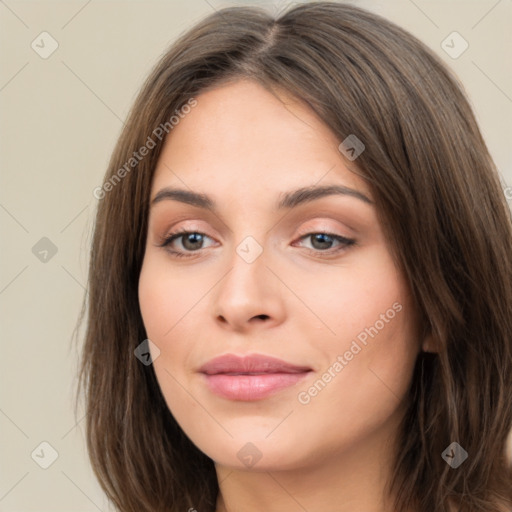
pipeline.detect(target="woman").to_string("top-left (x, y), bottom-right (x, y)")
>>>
top-left (76, 2), bottom-right (512, 511)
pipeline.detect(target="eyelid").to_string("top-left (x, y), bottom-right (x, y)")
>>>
top-left (156, 228), bottom-right (215, 248)
top-left (294, 207), bottom-right (366, 233)
top-left (158, 220), bottom-right (352, 244)
top-left (294, 222), bottom-right (353, 239)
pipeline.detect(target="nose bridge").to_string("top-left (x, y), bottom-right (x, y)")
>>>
top-left (213, 232), bottom-right (284, 328)
top-left (220, 234), bottom-right (270, 303)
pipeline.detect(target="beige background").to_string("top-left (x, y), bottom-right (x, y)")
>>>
top-left (0, 1), bottom-right (511, 510)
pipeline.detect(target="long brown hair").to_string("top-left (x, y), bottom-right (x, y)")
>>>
top-left (75, 2), bottom-right (512, 511)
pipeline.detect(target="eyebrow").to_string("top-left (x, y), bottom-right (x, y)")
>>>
top-left (150, 184), bottom-right (373, 212)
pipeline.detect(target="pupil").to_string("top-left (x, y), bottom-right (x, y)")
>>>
top-left (313, 234), bottom-right (332, 250)
top-left (184, 233), bottom-right (202, 250)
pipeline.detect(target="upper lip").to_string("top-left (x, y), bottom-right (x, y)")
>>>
top-left (199, 354), bottom-right (312, 375)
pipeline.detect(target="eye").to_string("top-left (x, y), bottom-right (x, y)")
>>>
top-left (158, 229), bottom-right (215, 258)
top-left (157, 229), bottom-right (356, 259)
top-left (294, 232), bottom-right (356, 256)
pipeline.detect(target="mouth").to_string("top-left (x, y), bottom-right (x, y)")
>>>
top-left (198, 354), bottom-right (313, 401)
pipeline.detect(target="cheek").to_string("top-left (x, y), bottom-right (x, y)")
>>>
top-left (138, 255), bottom-right (203, 340)
top-left (138, 254), bottom-right (213, 391)
top-left (299, 250), bottom-right (406, 344)
top-left (138, 258), bottom-right (199, 423)
top-left (292, 271), bottom-right (417, 455)
top-left (302, 251), bottom-right (418, 403)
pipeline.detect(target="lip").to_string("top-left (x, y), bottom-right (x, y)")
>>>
top-left (199, 354), bottom-right (312, 401)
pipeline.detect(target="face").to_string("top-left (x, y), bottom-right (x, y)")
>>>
top-left (138, 78), bottom-right (423, 471)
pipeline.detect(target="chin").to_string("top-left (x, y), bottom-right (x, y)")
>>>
top-left (194, 429), bottom-right (315, 472)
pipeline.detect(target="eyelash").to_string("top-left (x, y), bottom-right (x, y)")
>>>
top-left (157, 228), bottom-right (356, 259)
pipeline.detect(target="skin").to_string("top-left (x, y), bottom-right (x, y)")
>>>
top-left (138, 78), bottom-right (433, 512)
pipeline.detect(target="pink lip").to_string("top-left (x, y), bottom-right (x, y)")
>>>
top-left (199, 354), bottom-right (312, 401)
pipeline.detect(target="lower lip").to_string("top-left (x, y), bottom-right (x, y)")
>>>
top-left (202, 372), bottom-right (311, 401)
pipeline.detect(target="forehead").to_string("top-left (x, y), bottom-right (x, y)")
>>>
top-left (151, 79), bottom-right (370, 201)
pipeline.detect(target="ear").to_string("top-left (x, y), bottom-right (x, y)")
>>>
top-left (421, 332), bottom-right (438, 353)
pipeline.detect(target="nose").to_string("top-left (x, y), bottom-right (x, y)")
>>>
top-left (213, 242), bottom-right (286, 333)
